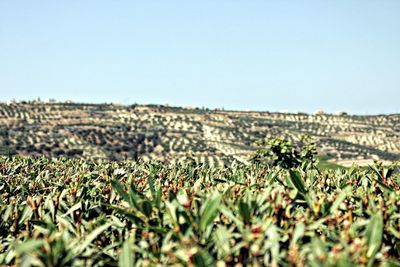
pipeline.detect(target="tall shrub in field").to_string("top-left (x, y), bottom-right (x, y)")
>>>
top-left (250, 135), bottom-right (318, 169)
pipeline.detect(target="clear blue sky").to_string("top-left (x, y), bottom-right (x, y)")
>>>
top-left (0, 1), bottom-right (399, 114)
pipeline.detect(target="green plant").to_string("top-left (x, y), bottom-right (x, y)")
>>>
top-left (0, 155), bottom-right (399, 266)
top-left (250, 135), bottom-right (318, 169)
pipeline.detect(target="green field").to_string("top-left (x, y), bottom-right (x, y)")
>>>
top-left (1, 156), bottom-right (399, 266)
top-left (317, 155), bottom-right (346, 170)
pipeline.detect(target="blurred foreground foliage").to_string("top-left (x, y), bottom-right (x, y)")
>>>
top-left (0, 151), bottom-right (400, 266)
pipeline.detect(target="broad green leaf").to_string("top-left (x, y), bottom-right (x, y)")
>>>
top-left (111, 179), bottom-right (130, 204)
top-left (141, 200), bottom-right (153, 218)
top-left (292, 222), bottom-right (305, 245)
top-left (219, 205), bottom-right (244, 228)
top-left (61, 202), bottom-right (82, 218)
top-left (330, 187), bottom-right (351, 213)
top-left (213, 226), bottom-right (231, 257)
top-left (15, 240), bottom-right (45, 254)
top-left (238, 200), bottom-right (251, 224)
top-left (119, 240), bottom-right (134, 267)
top-left (366, 212), bottom-right (384, 267)
top-left (289, 170), bottom-right (306, 194)
top-left (74, 223), bottom-right (111, 254)
top-left (191, 251), bottom-right (213, 267)
top-left (147, 173), bottom-right (156, 199)
top-left (200, 194), bottom-right (222, 232)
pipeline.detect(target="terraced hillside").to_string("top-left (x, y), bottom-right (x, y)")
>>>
top-left (1, 101), bottom-right (399, 166)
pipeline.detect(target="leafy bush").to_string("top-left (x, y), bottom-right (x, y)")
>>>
top-left (0, 156), bottom-right (399, 266)
top-left (250, 135), bottom-right (318, 169)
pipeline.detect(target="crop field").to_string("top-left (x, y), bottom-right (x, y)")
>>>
top-left (1, 101), bottom-right (400, 167)
top-left (1, 155), bottom-right (400, 266)
top-left (2, 0), bottom-right (399, 266)
top-left (1, 101), bottom-right (400, 266)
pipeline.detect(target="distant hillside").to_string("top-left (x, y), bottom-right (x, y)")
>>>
top-left (1, 101), bottom-right (399, 166)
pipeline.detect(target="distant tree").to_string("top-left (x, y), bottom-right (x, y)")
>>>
top-left (250, 135), bottom-right (318, 169)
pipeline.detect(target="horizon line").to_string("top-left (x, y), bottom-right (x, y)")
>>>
top-left (1, 98), bottom-right (399, 117)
